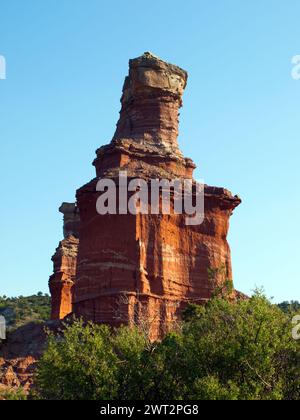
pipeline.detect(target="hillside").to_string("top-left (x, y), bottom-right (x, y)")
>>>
top-left (0, 293), bottom-right (299, 332)
top-left (0, 293), bottom-right (51, 331)
top-left (278, 301), bottom-right (300, 314)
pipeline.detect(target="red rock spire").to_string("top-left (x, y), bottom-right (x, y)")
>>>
top-left (113, 52), bottom-right (188, 155)
top-left (93, 53), bottom-right (195, 180)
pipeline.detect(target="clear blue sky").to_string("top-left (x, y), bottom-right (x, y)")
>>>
top-left (0, 0), bottom-right (299, 302)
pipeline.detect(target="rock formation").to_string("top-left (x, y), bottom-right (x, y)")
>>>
top-left (0, 321), bottom-right (61, 395)
top-left (49, 203), bottom-right (80, 320)
top-left (49, 52), bottom-right (241, 339)
top-left (93, 52), bottom-right (195, 181)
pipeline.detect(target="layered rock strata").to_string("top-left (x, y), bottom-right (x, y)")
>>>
top-left (68, 52), bottom-right (241, 339)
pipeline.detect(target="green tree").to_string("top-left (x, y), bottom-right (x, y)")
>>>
top-left (278, 301), bottom-right (300, 314)
top-left (179, 293), bottom-right (300, 400)
top-left (34, 320), bottom-right (119, 400)
top-left (33, 293), bottom-right (300, 400)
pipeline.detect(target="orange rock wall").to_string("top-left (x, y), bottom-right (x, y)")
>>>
top-left (74, 182), bottom-right (239, 339)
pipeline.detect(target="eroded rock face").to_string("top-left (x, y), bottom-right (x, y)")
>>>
top-left (69, 53), bottom-right (241, 339)
top-left (114, 52), bottom-right (187, 153)
top-left (0, 357), bottom-right (37, 394)
top-left (49, 203), bottom-right (80, 320)
top-left (93, 52), bottom-right (195, 181)
top-left (0, 321), bottom-right (61, 394)
top-left (1, 298), bottom-right (62, 394)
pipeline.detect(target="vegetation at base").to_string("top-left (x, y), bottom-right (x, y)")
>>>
top-left (33, 291), bottom-right (300, 400)
top-left (0, 387), bottom-right (27, 400)
top-left (0, 293), bottom-right (50, 331)
top-left (278, 301), bottom-right (300, 314)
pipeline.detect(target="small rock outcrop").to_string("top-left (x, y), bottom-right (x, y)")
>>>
top-left (49, 203), bottom-right (79, 320)
top-left (0, 321), bottom-right (61, 394)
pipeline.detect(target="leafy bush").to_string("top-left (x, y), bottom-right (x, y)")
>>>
top-left (0, 387), bottom-right (27, 400)
top-left (179, 293), bottom-right (300, 400)
top-left (0, 294), bottom-right (50, 331)
top-left (33, 293), bottom-right (300, 400)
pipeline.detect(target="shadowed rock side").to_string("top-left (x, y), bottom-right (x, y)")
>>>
top-left (49, 203), bottom-right (80, 320)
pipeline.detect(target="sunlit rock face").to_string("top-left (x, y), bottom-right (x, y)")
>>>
top-left (93, 52), bottom-right (195, 181)
top-left (49, 53), bottom-right (241, 339)
top-left (113, 51), bottom-right (187, 153)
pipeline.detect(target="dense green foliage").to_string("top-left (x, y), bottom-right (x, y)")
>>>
top-left (0, 387), bottom-right (27, 400)
top-left (278, 301), bottom-right (300, 314)
top-left (0, 293), bottom-right (50, 330)
top-left (34, 293), bottom-right (300, 400)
